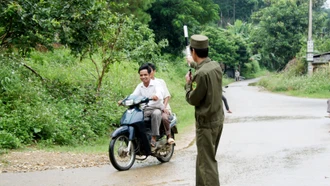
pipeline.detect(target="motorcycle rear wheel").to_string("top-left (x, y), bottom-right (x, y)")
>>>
top-left (156, 143), bottom-right (174, 163)
top-left (109, 135), bottom-right (136, 171)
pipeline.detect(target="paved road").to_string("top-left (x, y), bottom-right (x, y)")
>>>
top-left (1, 79), bottom-right (330, 186)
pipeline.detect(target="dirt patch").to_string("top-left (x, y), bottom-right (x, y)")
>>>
top-left (0, 150), bottom-right (109, 173)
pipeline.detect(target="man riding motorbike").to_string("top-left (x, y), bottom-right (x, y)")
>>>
top-left (119, 64), bottom-right (164, 147)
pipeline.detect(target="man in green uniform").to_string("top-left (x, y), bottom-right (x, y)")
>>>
top-left (184, 34), bottom-right (224, 186)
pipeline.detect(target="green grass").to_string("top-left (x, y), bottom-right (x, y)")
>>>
top-left (257, 69), bottom-right (330, 99)
top-left (41, 137), bottom-right (110, 153)
top-left (274, 90), bottom-right (329, 99)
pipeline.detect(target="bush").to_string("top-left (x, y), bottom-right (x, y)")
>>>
top-left (0, 131), bottom-right (21, 149)
top-left (0, 52), bottom-right (122, 147)
top-left (243, 60), bottom-right (261, 78)
top-left (29, 48), bottom-right (76, 66)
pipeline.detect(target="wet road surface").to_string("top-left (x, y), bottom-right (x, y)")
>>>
top-left (1, 79), bottom-right (329, 186)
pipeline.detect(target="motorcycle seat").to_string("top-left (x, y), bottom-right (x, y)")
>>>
top-left (144, 114), bottom-right (175, 122)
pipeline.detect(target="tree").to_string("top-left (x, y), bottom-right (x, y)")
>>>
top-left (250, 1), bottom-right (309, 70)
top-left (109, 0), bottom-right (155, 24)
top-left (0, 0), bottom-right (167, 95)
top-left (0, 0), bottom-right (55, 55)
top-left (54, 0), bottom-right (167, 94)
top-left (214, 0), bottom-right (265, 27)
top-left (314, 8), bottom-right (330, 53)
top-left (202, 25), bottom-right (250, 70)
top-left (147, 0), bottom-right (220, 55)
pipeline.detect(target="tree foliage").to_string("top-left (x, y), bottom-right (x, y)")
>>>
top-left (109, 0), bottom-right (155, 24)
top-left (214, 0), bottom-right (265, 27)
top-left (250, 0), bottom-right (329, 70)
top-left (250, 1), bottom-right (309, 70)
top-left (202, 26), bottom-right (238, 65)
top-left (55, 0), bottom-right (167, 93)
top-left (0, 0), bottom-right (55, 55)
top-left (202, 24), bottom-right (250, 72)
top-left (0, 0), bottom-right (167, 94)
top-left (147, 0), bottom-right (220, 55)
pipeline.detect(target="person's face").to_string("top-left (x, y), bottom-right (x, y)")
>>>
top-left (139, 69), bottom-right (151, 85)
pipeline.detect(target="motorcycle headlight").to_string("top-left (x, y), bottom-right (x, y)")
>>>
top-left (124, 99), bottom-right (133, 106)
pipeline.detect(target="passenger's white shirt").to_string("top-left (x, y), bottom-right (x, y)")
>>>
top-left (155, 77), bottom-right (171, 112)
top-left (132, 79), bottom-right (164, 110)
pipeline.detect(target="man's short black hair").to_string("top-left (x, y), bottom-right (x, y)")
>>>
top-left (146, 62), bottom-right (156, 71)
top-left (190, 46), bottom-right (208, 58)
top-left (138, 64), bottom-right (151, 74)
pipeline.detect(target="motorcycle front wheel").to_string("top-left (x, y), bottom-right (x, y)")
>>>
top-left (109, 134), bottom-right (136, 171)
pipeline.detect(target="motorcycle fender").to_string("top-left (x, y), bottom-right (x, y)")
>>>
top-left (111, 126), bottom-right (135, 140)
top-left (171, 125), bottom-right (178, 134)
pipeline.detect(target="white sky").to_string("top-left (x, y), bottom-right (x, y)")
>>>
top-left (325, 0), bottom-right (330, 8)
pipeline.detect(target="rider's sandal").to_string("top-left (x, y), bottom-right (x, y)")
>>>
top-left (150, 140), bottom-right (156, 147)
top-left (167, 138), bottom-right (175, 145)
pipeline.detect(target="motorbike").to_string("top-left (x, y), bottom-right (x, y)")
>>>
top-left (109, 95), bottom-right (178, 171)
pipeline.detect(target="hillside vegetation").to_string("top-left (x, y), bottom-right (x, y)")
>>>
top-left (1, 0), bottom-right (330, 151)
top-left (0, 49), bottom-right (202, 149)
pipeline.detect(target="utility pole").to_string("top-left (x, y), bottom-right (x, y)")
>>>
top-left (307, 0), bottom-right (314, 75)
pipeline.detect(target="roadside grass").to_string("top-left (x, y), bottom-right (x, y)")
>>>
top-left (252, 68), bottom-right (270, 79)
top-left (270, 90), bottom-right (329, 99)
top-left (244, 68), bottom-right (269, 79)
top-left (257, 69), bottom-right (330, 99)
top-left (41, 137), bottom-right (110, 153)
top-left (292, 90), bottom-right (329, 98)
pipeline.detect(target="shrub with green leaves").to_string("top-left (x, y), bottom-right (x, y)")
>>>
top-left (0, 131), bottom-right (21, 149)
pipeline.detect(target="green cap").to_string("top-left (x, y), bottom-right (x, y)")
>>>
top-left (190, 35), bottom-right (209, 49)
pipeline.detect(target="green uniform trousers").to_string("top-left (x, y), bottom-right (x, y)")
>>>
top-left (196, 124), bottom-right (223, 186)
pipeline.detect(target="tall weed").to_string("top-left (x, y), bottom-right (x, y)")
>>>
top-left (258, 68), bottom-right (330, 98)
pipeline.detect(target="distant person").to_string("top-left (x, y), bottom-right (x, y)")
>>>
top-left (235, 70), bottom-right (240, 81)
top-left (222, 95), bottom-right (232, 113)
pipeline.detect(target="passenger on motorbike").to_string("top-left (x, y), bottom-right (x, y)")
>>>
top-left (129, 64), bottom-right (165, 147)
top-left (147, 62), bottom-right (175, 145)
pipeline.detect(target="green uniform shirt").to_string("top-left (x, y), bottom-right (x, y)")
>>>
top-left (185, 58), bottom-right (224, 128)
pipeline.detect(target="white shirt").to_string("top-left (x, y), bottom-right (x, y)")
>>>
top-left (155, 77), bottom-right (172, 112)
top-left (235, 71), bottom-right (240, 77)
top-left (131, 79), bottom-right (164, 110)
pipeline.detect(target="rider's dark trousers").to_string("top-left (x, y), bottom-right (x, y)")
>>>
top-left (161, 112), bottom-right (171, 136)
